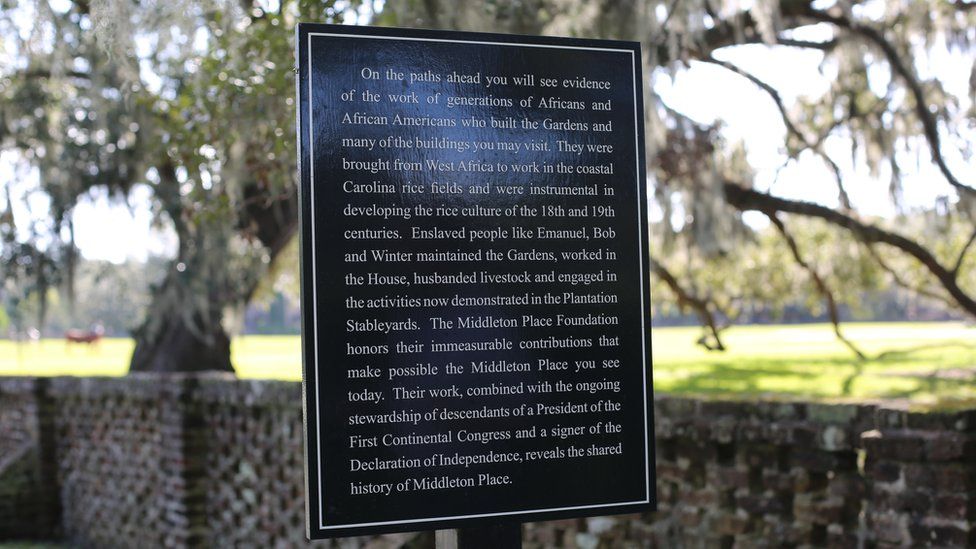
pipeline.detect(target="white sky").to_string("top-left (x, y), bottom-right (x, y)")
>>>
top-left (654, 23), bottom-right (974, 223)
top-left (1, 10), bottom-right (973, 264)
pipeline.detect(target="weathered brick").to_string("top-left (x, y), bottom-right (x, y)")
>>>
top-left (902, 463), bottom-right (934, 486)
top-left (906, 408), bottom-right (976, 432)
top-left (707, 464), bottom-right (750, 490)
top-left (812, 497), bottom-right (849, 524)
top-left (765, 422), bottom-right (794, 445)
top-left (756, 401), bottom-right (805, 422)
top-left (828, 473), bottom-right (864, 501)
top-left (819, 424), bottom-right (851, 451)
top-left (711, 511), bottom-right (751, 535)
top-left (654, 396), bottom-right (699, 419)
top-left (908, 523), bottom-right (971, 546)
top-left (736, 493), bottom-right (789, 515)
top-left (762, 470), bottom-right (794, 492)
top-left (872, 490), bottom-right (932, 515)
top-left (794, 493), bottom-right (852, 525)
top-left (924, 432), bottom-right (976, 462)
top-left (5, 378), bottom-right (976, 548)
top-left (868, 510), bottom-right (910, 545)
top-left (931, 465), bottom-right (976, 493)
top-left (862, 429), bottom-right (926, 461)
top-left (682, 488), bottom-right (721, 507)
top-left (739, 443), bottom-right (778, 468)
top-left (874, 407), bottom-right (909, 430)
top-left (675, 438), bottom-right (714, 460)
top-left (700, 400), bottom-right (757, 418)
top-left (933, 494), bottom-right (975, 521)
top-left (807, 403), bottom-right (860, 425)
top-left (656, 462), bottom-right (684, 481)
top-left (735, 421), bottom-right (766, 442)
top-left (791, 448), bottom-right (855, 473)
top-left (677, 506), bottom-right (703, 528)
top-left (827, 531), bottom-right (858, 549)
top-left (654, 417), bottom-right (675, 439)
top-left (790, 424), bottom-right (819, 447)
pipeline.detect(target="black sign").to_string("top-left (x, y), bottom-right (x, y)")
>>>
top-left (297, 23), bottom-right (654, 539)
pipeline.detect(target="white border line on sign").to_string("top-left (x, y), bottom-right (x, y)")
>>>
top-left (307, 31), bottom-right (650, 531)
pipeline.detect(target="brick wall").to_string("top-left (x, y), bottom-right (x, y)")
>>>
top-left (47, 376), bottom-right (200, 547)
top-left (0, 378), bottom-right (59, 539)
top-left (1, 374), bottom-right (974, 547)
top-left (194, 377), bottom-right (307, 547)
top-left (863, 409), bottom-right (976, 547)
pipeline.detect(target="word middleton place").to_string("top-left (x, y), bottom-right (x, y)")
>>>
top-left (296, 23), bottom-right (655, 539)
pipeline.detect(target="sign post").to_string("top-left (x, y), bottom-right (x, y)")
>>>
top-left (297, 24), bottom-right (654, 541)
top-left (437, 523), bottom-right (523, 549)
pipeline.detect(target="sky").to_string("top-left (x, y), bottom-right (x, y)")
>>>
top-left (1, 3), bottom-right (973, 264)
top-left (653, 21), bottom-right (974, 225)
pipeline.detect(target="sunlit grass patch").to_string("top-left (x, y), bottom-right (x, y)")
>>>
top-left (2, 322), bottom-right (974, 404)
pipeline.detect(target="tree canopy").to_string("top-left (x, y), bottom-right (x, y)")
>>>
top-left (1, 0), bottom-right (974, 370)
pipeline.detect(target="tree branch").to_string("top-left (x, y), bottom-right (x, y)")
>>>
top-left (658, 0), bottom-right (682, 29)
top-left (805, 8), bottom-right (976, 198)
top-left (723, 182), bottom-right (976, 318)
top-left (955, 0), bottom-right (976, 11)
top-left (650, 0), bottom-right (839, 63)
top-left (650, 256), bottom-right (727, 351)
top-left (775, 37), bottom-right (839, 51)
top-left (20, 69), bottom-right (91, 80)
top-left (764, 212), bottom-right (866, 359)
top-left (863, 244), bottom-right (957, 309)
top-left (700, 55), bottom-right (853, 209)
top-left (952, 227), bottom-right (976, 277)
top-left (70, 0), bottom-right (90, 15)
top-left (240, 181), bottom-right (298, 259)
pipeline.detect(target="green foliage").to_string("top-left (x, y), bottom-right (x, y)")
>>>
top-left (1, 0), bottom-right (359, 357)
top-left (251, 234), bottom-right (300, 307)
top-left (40, 257), bottom-right (166, 335)
top-left (652, 210), bottom-right (974, 325)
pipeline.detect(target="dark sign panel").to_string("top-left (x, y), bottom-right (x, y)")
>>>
top-left (297, 23), bottom-right (654, 539)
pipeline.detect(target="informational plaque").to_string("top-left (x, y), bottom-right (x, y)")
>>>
top-left (297, 24), bottom-right (654, 539)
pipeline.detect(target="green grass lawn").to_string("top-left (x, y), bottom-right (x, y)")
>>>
top-left (1, 322), bottom-right (974, 405)
top-left (652, 322), bottom-right (976, 406)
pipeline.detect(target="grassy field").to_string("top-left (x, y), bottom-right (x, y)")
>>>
top-left (1, 322), bottom-right (974, 405)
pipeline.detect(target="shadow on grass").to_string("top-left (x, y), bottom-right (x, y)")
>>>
top-left (660, 346), bottom-right (976, 400)
top-left (661, 358), bottom-right (852, 397)
top-left (871, 340), bottom-right (976, 400)
top-left (875, 340), bottom-right (976, 360)
top-left (876, 372), bottom-right (976, 402)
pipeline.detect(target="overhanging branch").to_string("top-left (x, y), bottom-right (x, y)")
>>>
top-left (723, 182), bottom-right (976, 318)
top-left (805, 8), bottom-right (976, 198)
top-left (864, 244), bottom-right (956, 309)
top-left (19, 68), bottom-right (91, 80)
top-left (649, 256), bottom-right (727, 351)
top-left (701, 55), bottom-right (853, 209)
top-left (650, 0), bottom-right (843, 64)
top-left (764, 212), bottom-right (866, 359)
top-left (953, 227), bottom-right (976, 277)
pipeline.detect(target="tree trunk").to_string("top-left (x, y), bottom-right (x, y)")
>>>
top-left (129, 302), bottom-right (234, 372)
top-left (128, 180), bottom-right (298, 373)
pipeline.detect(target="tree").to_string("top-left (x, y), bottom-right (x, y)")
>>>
top-left (379, 0), bottom-right (976, 353)
top-left (1, 0), bottom-right (360, 370)
top-left (2, 0), bottom-right (974, 371)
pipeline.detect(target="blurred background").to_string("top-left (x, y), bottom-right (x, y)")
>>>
top-left (1, 0), bottom-right (975, 401)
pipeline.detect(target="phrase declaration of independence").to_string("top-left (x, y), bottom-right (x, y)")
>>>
top-left (301, 27), bottom-right (652, 533)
